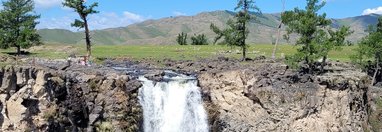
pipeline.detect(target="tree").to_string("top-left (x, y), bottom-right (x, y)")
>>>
top-left (191, 34), bottom-right (208, 45)
top-left (352, 17), bottom-right (382, 85)
top-left (281, 0), bottom-right (351, 73)
top-left (210, 0), bottom-right (260, 61)
top-left (271, 0), bottom-right (286, 59)
top-left (177, 32), bottom-right (188, 45)
top-left (0, 0), bottom-right (41, 55)
top-left (63, 0), bottom-right (98, 62)
top-left (318, 26), bottom-right (352, 72)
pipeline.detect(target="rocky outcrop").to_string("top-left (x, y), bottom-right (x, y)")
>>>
top-left (1, 58), bottom-right (380, 132)
top-left (367, 86), bottom-right (382, 132)
top-left (199, 62), bottom-right (375, 132)
top-left (0, 65), bottom-right (142, 132)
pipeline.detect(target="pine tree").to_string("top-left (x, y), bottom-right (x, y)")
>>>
top-left (63, 0), bottom-right (98, 62)
top-left (210, 0), bottom-right (260, 61)
top-left (282, 0), bottom-right (351, 73)
top-left (0, 0), bottom-right (41, 55)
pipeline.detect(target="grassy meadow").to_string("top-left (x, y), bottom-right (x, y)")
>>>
top-left (0, 44), bottom-right (356, 62)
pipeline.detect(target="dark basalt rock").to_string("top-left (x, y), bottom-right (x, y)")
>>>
top-left (144, 71), bottom-right (165, 82)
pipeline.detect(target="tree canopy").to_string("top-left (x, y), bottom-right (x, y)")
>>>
top-left (191, 34), bottom-right (208, 45)
top-left (210, 0), bottom-right (260, 61)
top-left (177, 32), bottom-right (188, 45)
top-left (0, 0), bottom-right (41, 55)
top-left (282, 0), bottom-right (352, 73)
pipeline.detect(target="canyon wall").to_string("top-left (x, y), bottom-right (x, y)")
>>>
top-left (199, 63), bottom-right (382, 132)
top-left (0, 61), bottom-right (381, 132)
top-left (0, 65), bottom-right (142, 132)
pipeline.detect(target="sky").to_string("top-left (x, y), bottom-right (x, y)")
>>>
top-left (3, 0), bottom-right (381, 31)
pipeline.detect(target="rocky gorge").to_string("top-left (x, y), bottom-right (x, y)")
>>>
top-left (0, 64), bottom-right (142, 131)
top-left (0, 58), bottom-right (381, 132)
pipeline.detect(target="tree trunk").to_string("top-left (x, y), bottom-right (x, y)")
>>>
top-left (242, 17), bottom-right (247, 61)
top-left (242, 30), bottom-right (247, 61)
top-left (242, 45), bottom-right (246, 61)
top-left (16, 46), bottom-right (21, 56)
top-left (320, 55), bottom-right (327, 73)
top-left (371, 57), bottom-right (380, 86)
top-left (272, 24), bottom-right (282, 59)
top-left (304, 54), bottom-right (310, 74)
top-left (307, 43), bottom-right (313, 74)
top-left (84, 19), bottom-right (91, 64)
top-left (271, 0), bottom-right (286, 59)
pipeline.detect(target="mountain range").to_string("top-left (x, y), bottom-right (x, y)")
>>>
top-left (37, 10), bottom-right (382, 45)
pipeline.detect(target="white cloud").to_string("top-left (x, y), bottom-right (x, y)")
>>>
top-left (34, 0), bottom-right (63, 8)
top-left (362, 6), bottom-right (382, 15)
top-left (37, 14), bottom-right (77, 31)
top-left (37, 11), bottom-right (148, 31)
top-left (123, 11), bottom-right (145, 22)
top-left (173, 11), bottom-right (186, 16)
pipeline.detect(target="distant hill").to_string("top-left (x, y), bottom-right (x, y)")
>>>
top-left (37, 10), bottom-right (382, 45)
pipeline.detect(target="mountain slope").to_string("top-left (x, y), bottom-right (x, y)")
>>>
top-left (38, 11), bottom-right (381, 45)
top-left (332, 13), bottom-right (381, 42)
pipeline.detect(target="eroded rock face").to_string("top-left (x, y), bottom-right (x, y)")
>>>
top-left (0, 58), bottom-right (380, 132)
top-left (0, 66), bottom-right (142, 132)
top-left (199, 63), bottom-right (373, 132)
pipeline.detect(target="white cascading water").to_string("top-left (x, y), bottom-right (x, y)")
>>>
top-left (138, 73), bottom-right (209, 132)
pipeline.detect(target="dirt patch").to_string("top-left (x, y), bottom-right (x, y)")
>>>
top-left (28, 45), bottom-right (78, 54)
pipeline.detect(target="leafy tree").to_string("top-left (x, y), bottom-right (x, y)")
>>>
top-left (352, 17), bottom-right (382, 85)
top-left (176, 32), bottom-right (188, 45)
top-left (210, 0), bottom-right (260, 61)
top-left (282, 0), bottom-right (351, 73)
top-left (63, 0), bottom-right (98, 61)
top-left (318, 26), bottom-right (353, 71)
top-left (0, 0), bottom-right (41, 55)
top-left (191, 34), bottom-right (208, 45)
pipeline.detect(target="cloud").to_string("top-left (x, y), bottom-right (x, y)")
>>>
top-left (37, 11), bottom-right (148, 31)
top-left (173, 11), bottom-right (186, 16)
top-left (362, 6), bottom-right (382, 15)
top-left (37, 14), bottom-right (77, 31)
top-left (123, 11), bottom-right (145, 22)
top-left (34, 0), bottom-right (63, 8)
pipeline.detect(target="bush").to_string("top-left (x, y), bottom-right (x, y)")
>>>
top-left (176, 32), bottom-right (188, 45)
top-left (191, 34), bottom-right (208, 45)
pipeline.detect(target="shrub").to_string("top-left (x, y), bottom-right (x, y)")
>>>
top-left (176, 32), bottom-right (188, 45)
top-left (191, 34), bottom-right (208, 45)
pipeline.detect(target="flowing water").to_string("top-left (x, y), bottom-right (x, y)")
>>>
top-left (138, 72), bottom-right (209, 132)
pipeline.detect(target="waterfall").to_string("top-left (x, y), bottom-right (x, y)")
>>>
top-left (138, 72), bottom-right (209, 132)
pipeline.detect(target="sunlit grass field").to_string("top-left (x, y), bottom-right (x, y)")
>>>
top-left (0, 44), bottom-right (357, 62)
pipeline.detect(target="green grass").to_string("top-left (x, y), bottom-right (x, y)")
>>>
top-left (0, 44), bottom-right (357, 62)
top-left (91, 44), bottom-right (356, 61)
